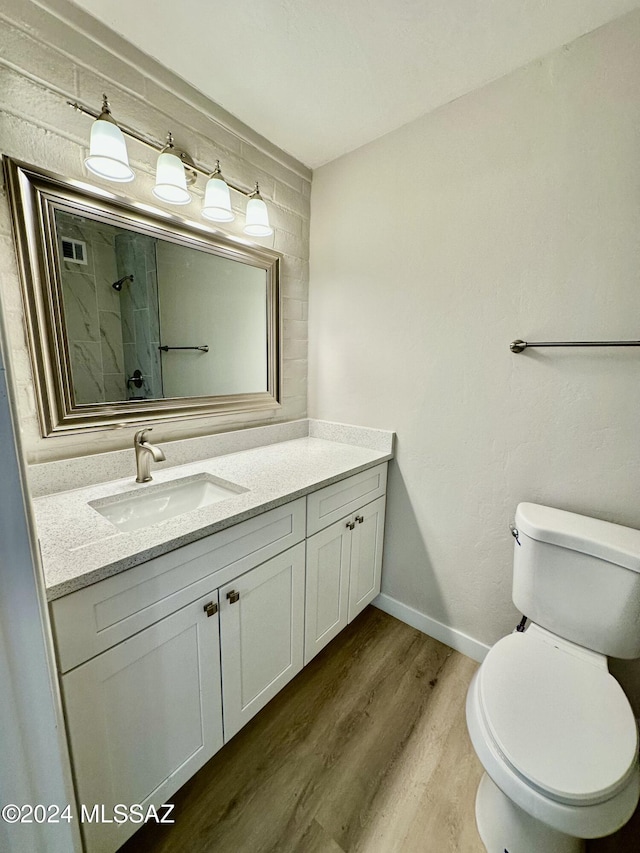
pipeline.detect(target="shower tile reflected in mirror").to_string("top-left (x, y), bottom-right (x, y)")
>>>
top-left (56, 215), bottom-right (163, 403)
top-left (57, 212), bottom-right (125, 403)
top-left (62, 270), bottom-right (101, 345)
top-left (69, 341), bottom-right (103, 404)
top-left (114, 231), bottom-right (162, 400)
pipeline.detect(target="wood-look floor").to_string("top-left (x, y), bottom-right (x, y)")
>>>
top-left (120, 607), bottom-right (640, 853)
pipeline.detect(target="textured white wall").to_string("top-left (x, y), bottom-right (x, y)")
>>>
top-left (309, 13), bottom-right (640, 700)
top-left (156, 241), bottom-right (267, 397)
top-left (0, 0), bottom-right (310, 463)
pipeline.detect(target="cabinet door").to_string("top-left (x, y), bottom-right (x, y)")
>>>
top-left (348, 496), bottom-right (386, 622)
top-left (62, 594), bottom-right (223, 853)
top-left (220, 542), bottom-right (305, 741)
top-left (305, 518), bottom-right (352, 665)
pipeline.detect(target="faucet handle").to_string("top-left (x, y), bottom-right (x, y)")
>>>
top-left (134, 427), bottom-right (151, 445)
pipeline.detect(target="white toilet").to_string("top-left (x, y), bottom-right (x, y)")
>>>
top-left (466, 502), bottom-right (640, 853)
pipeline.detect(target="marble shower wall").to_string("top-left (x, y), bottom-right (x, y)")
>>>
top-left (57, 213), bottom-right (126, 403)
top-left (115, 232), bottom-right (162, 399)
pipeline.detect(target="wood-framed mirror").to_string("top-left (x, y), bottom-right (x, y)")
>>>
top-left (4, 157), bottom-right (281, 437)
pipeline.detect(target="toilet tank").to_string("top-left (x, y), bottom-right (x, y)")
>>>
top-left (512, 503), bottom-right (640, 659)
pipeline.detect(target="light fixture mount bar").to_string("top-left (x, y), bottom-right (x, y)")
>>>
top-left (68, 98), bottom-right (259, 198)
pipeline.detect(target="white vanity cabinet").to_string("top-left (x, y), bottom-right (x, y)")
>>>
top-left (49, 462), bottom-right (388, 853)
top-left (304, 465), bottom-right (387, 664)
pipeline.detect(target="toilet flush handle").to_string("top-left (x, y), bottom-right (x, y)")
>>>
top-left (509, 523), bottom-right (521, 546)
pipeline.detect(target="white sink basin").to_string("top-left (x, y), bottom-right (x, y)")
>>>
top-left (89, 473), bottom-right (248, 533)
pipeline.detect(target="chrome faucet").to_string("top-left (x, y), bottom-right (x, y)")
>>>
top-left (134, 428), bottom-right (166, 483)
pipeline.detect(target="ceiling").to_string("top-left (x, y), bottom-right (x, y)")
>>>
top-left (67, 0), bottom-right (640, 169)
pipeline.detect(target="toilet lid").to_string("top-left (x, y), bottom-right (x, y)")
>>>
top-left (479, 632), bottom-right (638, 805)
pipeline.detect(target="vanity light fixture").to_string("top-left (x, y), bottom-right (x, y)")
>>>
top-left (84, 95), bottom-right (135, 183)
top-left (152, 133), bottom-right (192, 205)
top-left (244, 184), bottom-right (273, 237)
top-left (202, 161), bottom-right (234, 223)
top-left (69, 95), bottom-right (273, 237)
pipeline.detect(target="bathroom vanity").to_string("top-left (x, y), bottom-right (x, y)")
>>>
top-left (34, 424), bottom-right (392, 853)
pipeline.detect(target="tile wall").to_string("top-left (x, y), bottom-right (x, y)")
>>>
top-left (56, 212), bottom-right (127, 403)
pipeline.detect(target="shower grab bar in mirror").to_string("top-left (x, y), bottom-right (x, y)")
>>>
top-left (510, 339), bottom-right (640, 353)
top-left (158, 345), bottom-right (209, 353)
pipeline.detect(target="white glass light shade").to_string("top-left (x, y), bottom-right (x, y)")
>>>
top-left (152, 151), bottom-right (191, 205)
top-left (84, 118), bottom-right (134, 182)
top-left (202, 176), bottom-right (234, 222)
top-left (244, 196), bottom-right (273, 237)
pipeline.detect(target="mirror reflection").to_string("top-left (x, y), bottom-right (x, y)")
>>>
top-left (55, 210), bottom-right (268, 406)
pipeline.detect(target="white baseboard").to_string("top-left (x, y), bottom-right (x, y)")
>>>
top-left (373, 593), bottom-right (490, 663)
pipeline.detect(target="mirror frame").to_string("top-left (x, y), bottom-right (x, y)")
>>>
top-left (4, 157), bottom-right (282, 437)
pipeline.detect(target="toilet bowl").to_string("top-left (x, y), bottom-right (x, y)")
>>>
top-left (466, 502), bottom-right (640, 852)
top-left (467, 624), bottom-right (640, 852)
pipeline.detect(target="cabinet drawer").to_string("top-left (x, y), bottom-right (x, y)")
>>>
top-left (306, 463), bottom-right (387, 536)
top-left (52, 498), bottom-right (306, 673)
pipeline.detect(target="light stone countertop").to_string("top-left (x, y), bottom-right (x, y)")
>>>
top-left (34, 435), bottom-right (393, 601)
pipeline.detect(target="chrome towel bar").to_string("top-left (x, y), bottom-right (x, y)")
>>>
top-left (510, 339), bottom-right (640, 353)
top-left (158, 345), bottom-right (209, 353)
